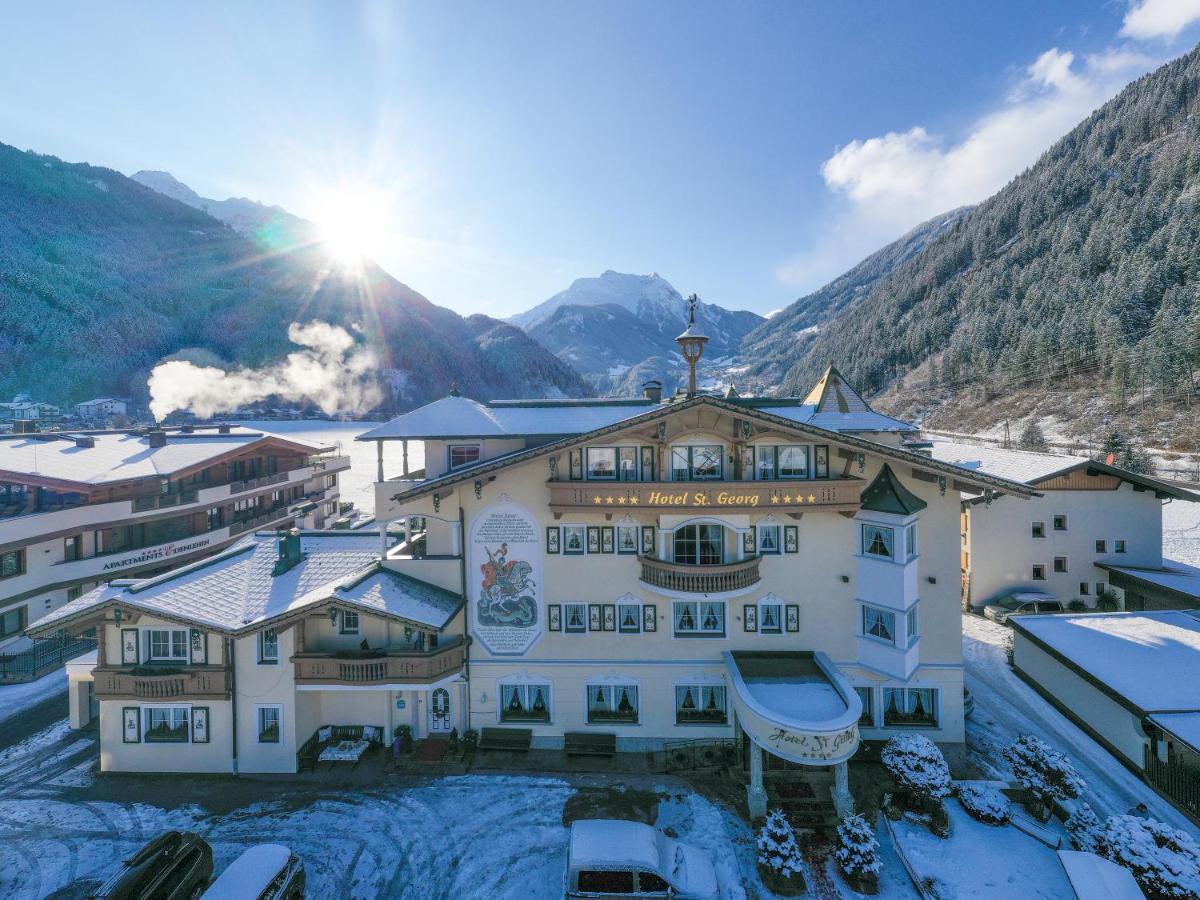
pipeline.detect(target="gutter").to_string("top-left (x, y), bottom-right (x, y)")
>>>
top-left (459, 505), bottom-right (470, 734)
top-left (228, 636), bottom-right (238, 776)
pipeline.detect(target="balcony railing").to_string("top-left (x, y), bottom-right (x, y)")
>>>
top-left (229, 471), bottom-right (290, 494)
top-left (548, 478), bottom-right (863, 513)
top-left (228, 505), bottom-right (293, 536)
top-left (292, 638), bottom-right (466, 686)
top-left (639, 556), bottom-right (761, 595)
top-left (130, 491), bottom-right (200, 513)
top-left (93, 665), bottom-right (232, 700)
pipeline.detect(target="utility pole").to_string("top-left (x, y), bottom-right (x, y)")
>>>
top-left (1003, 420), bottom-right (1011, 449)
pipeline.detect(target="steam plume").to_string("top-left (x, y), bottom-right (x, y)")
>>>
top-left (148, 321), bottom-right (382, 420)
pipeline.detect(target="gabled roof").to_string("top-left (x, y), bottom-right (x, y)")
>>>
top-left (385, 394), bottom-right (1036, 506)
top-left (27, 531), bottom-right (463, 637)
top-left (0, 426), bottom-right (332, 489)
top-left (803, 365), bottom-right (872, 414)
top-left (859, 463), bottom-right (928, 515)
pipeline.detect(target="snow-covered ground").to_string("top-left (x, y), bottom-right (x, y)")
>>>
top-left (1164, 488), bottom-right (1200, 568)
top-left (0, 668), bottom-right (67, 726)
top-left (962, 613), bottom-right (1198, 835)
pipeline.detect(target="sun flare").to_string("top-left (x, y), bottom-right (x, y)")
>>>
top-left (312, 186), bottom-right (390, 266)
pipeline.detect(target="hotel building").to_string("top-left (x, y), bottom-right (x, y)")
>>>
top-left (2, 424), bottom-right (349, 646)
top-left (32, 312), bottom-right (1034, 816)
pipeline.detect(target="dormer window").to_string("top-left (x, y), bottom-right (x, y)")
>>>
top-left (448, 445), bottom-right (481, 470)
top-left (670, 445), bottom-right (723, 481)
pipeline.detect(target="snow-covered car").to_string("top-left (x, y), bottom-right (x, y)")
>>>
top-left (565, 819), bottom-right (719, 899)
top-left (202, 844), bottom-right (305, 900)
top-left (92, 830), bottom-right (214, 900)
top-left (983, 591), bottom-right (1063, 625)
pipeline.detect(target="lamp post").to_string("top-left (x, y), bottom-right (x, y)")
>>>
top-left (675, 294), bottom-right (709, 398)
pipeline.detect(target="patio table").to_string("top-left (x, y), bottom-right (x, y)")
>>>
top-left (318, 739), bottom-right (370, 768)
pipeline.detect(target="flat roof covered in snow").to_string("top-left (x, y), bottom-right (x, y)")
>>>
top-left (1097, 559), bottom-right (1200, 603)
top-left (1011, 610), bottom-right (1200, 714)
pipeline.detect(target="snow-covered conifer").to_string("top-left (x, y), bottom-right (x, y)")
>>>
top-left (1003, 734), bottom-right (1085, 813)
top-left (1065, 801), bottom-right (1102, 853)
top-left (835, 814), bottom-right (882, 883)
top-left (757, 808), bottom-right (804, 880)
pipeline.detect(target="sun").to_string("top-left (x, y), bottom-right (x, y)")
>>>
top-left (312, 186), bottom-right (390, 267)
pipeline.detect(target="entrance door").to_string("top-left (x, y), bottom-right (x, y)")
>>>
top-left (429, 688), bottom-right (451, 733)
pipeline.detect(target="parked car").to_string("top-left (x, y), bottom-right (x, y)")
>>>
top-left (983, 591), bottom-right (1064, 625)
top-left (202, 845), bottom-right (305, 900)
top-left (564, 819), bottom-right (719, 899)
top-left (92, 831), bottom-right (214, 900)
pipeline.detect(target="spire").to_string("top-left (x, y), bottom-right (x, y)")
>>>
top-left (675, 293), bottom-right (709, 398)
top-left (803, 364), bottom-right (871, 413)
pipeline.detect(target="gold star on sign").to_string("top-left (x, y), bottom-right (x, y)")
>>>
top-left (593, 496), bottom-right (603, 504)
top-left (618, 496), bottom-right (627, 505)
top-left (783, 494), bottom-right (792, 504)
top-left (770, 494), bottom-right (780, 504)
top-left (629, 496), bottom-right (639, 505)
top-left (605, 496), bottom-right (615, 504)
top-left (808, 494), bottom-right (817, 503)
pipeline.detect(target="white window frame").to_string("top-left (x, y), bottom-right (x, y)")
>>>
top-left (448, 444), bottom-right (481, 471)
top-left (143, 704), bottom-right (191, 744)
top-left (672, 600), bottom-right (725, 637)
top-left (882, 686), bottom-right (940, 728)
top-left (758, 599), bottom-right (783, 634)
top-left (861, 604), bottom-right (896, 645)
top-left (757, 524), bottom-right (781, 555)
top-left (340, 609), bottom-right (361, 634)
top-left (905, 523), bottom-right (918, 561)
top-left (617, 600), bottom-right (641, 633)
top-left (564, 602), bottom-right (588, 633)
top-left (256, 704), bottom-right (283, 743)
top-left (906, 606), bottom-right (919, 646)
top-left (674, 682), bottom-right (728, 725)
top-left (585, 447), bottom-right (618, 480)
top-left (861, 523), bottom-right (895, 560)
top-left (586, 680), bottom-right (640, 725)
top-left (145, 627), bottom-right (189, 663)
top-left (257, 629), bottom-right (279, 665)
top-left (854, 685), bottom-right (876, 727)
top-left (562, 525), bottom-right (587, 556)
top-left (498, 679), bottom-right (552, 724)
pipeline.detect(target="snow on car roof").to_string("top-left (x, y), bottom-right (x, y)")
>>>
top-left (1012, 610), bottom-right (1200, 713)
top-left (202, 844), bottom-right (293, 899)
top-left (569, 820), bottom-right (661, 871)
top-left (1057, 850), bottom-right (1144, 900)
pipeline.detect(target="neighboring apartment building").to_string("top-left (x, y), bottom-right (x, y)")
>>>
top-left (1, 424), bottom-right (349, 646)
top-left (928, 440), bottom-right (1199, 612)
top-left (74, 398), bottom-right (130, 421)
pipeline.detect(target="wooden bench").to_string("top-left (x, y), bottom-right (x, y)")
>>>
top-left (564, 731), bottom-right (616, 757)
top-left (478, 726), bottom-right (533, 753)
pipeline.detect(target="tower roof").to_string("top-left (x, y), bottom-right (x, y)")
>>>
top-left (803, 365), bottom-right (872, 414)
top-left (859, 463), bottom-right (927, 516)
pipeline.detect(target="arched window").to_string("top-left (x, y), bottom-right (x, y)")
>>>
top-left (673, 524), bottom-right (724, 565)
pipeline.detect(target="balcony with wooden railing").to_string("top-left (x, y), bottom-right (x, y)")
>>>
top-left (93, 665), bottom-right (232, 701)
top-left (639, 556), bottom-right (761, 597)
top-left (292, 637), bottom-right (467, 687)
top-left (548, 478), bottom-right (863, 515)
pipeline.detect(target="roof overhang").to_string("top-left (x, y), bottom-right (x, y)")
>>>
top-left (1030, 460), bottom-right (1197, 501)
top-left (386, 395), bottom-right (1037, 506)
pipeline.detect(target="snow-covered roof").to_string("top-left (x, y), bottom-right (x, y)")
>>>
top-left (0, 426), bottom-right (330, 487)
top-left (1097, 560), bottom-right (1200, 602)
top-left (27, 531), bottom-right (462, 636)
top-left (568, 820), bottom-right (661, 871)
top-left (928, 439), bottom-right (1081, 483)
top-left (1011, 610), bottom-right (1200, 713)
top-left (1057, 850), bottom-right (1145, 900)
top-left (802, 365), bottom-right (872, 414)
top-left (1147, 712), bottom-right (1200, 754)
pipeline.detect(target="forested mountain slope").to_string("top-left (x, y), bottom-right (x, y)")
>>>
top-left (0, 144), bottom-right (588, 412)
top-left (749, 47), bottom-right (1200, 447)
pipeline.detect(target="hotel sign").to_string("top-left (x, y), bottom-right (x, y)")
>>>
top-left (549, 480), bottom-right (861, 513)
top-left (101, 538), bottom-right (214, 572)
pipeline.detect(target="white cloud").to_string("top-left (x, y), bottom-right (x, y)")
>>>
top-left (777, 45), bottom-right (1162, 291)
top-left (1121, 0), bottom-right (1200, 40)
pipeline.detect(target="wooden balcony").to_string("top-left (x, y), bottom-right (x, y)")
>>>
top-left (292, 638), bottom-right (466, 687)
top-left (93, 665), bottom-right (232, 701)
top-left (639, 556), bottom-right (761, 596)
top-left (548, 478), bottom-right (863, 515)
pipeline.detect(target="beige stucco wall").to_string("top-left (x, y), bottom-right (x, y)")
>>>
top-left (1012, 631), bottom-right (1148, 768)
top-left (966, 482), bottom-right (1163, 609)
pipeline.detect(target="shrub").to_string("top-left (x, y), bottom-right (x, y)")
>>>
top-left (882, 734), bottom-right (952, 801)
top-left (956, 783), bottom-right (1010, 825)
top-left (835, 814), bottom-right (881, 894)
top-left (757, 809), bottom-right (806, 895)
top-left (1065, 801), bottom-right (1102, 853)
top-left (1098, 815), bottom-right (1200, 899)
top-left (1004, 734), bottom-right (1085, 817)
top-left (1068, 600), bottom-right (1086, 612)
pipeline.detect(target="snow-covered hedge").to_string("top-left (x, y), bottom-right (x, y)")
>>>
top-left (1003, 734), bottom-right (1085, 810)
top-left (835, 813), bottom-right (881, 893)
top-left (758, 809), bottom-right (804, 880)
top-left (1065, 801), bottom-right (1102, 853)
top-left (955, 783), bottom-right (1009, 825)
top-left (882, 734), bottom-right (951, 800)
top-left (1098, 815), bottom-right (1200, 900)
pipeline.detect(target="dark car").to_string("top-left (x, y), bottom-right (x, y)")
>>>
top-left (93, 831), bottom-right (214, 900)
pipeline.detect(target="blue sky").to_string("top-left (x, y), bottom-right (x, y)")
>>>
top-left (2, 1), bottom-right (1199, 318)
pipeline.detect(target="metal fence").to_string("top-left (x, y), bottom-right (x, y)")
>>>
top-left (1144, 746), bottom-right (1200, 820)
top-left (0, 634), bottom-right (97, 683)
top-left (661, 738), bottom-right (740, 773)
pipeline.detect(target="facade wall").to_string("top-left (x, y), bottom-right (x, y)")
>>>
top-left (1012, 632), bottom-right (1148, 768)
top-left (965, 482), bottom-right (1162, 609)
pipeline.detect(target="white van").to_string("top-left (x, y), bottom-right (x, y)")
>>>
top-left (564, 820), bottom-right (719, 899)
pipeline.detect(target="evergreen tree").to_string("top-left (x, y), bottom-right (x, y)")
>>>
top-left (1018, 421), bottom-right (1049, 452)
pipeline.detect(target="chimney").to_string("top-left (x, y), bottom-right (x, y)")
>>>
top-left (147, 429), bottom-right (167, 448)
top-left (642, 380), bottom-right (663, 403)
top-left (273, 528), bottom-right (303, 576)
top-left (217, 424), bottom-right (232, 434)
top-left (74, 435), bottom-right (95, 449)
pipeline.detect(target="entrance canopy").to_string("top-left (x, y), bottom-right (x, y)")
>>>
top-left (724, 651), bottom-right (861, 766)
